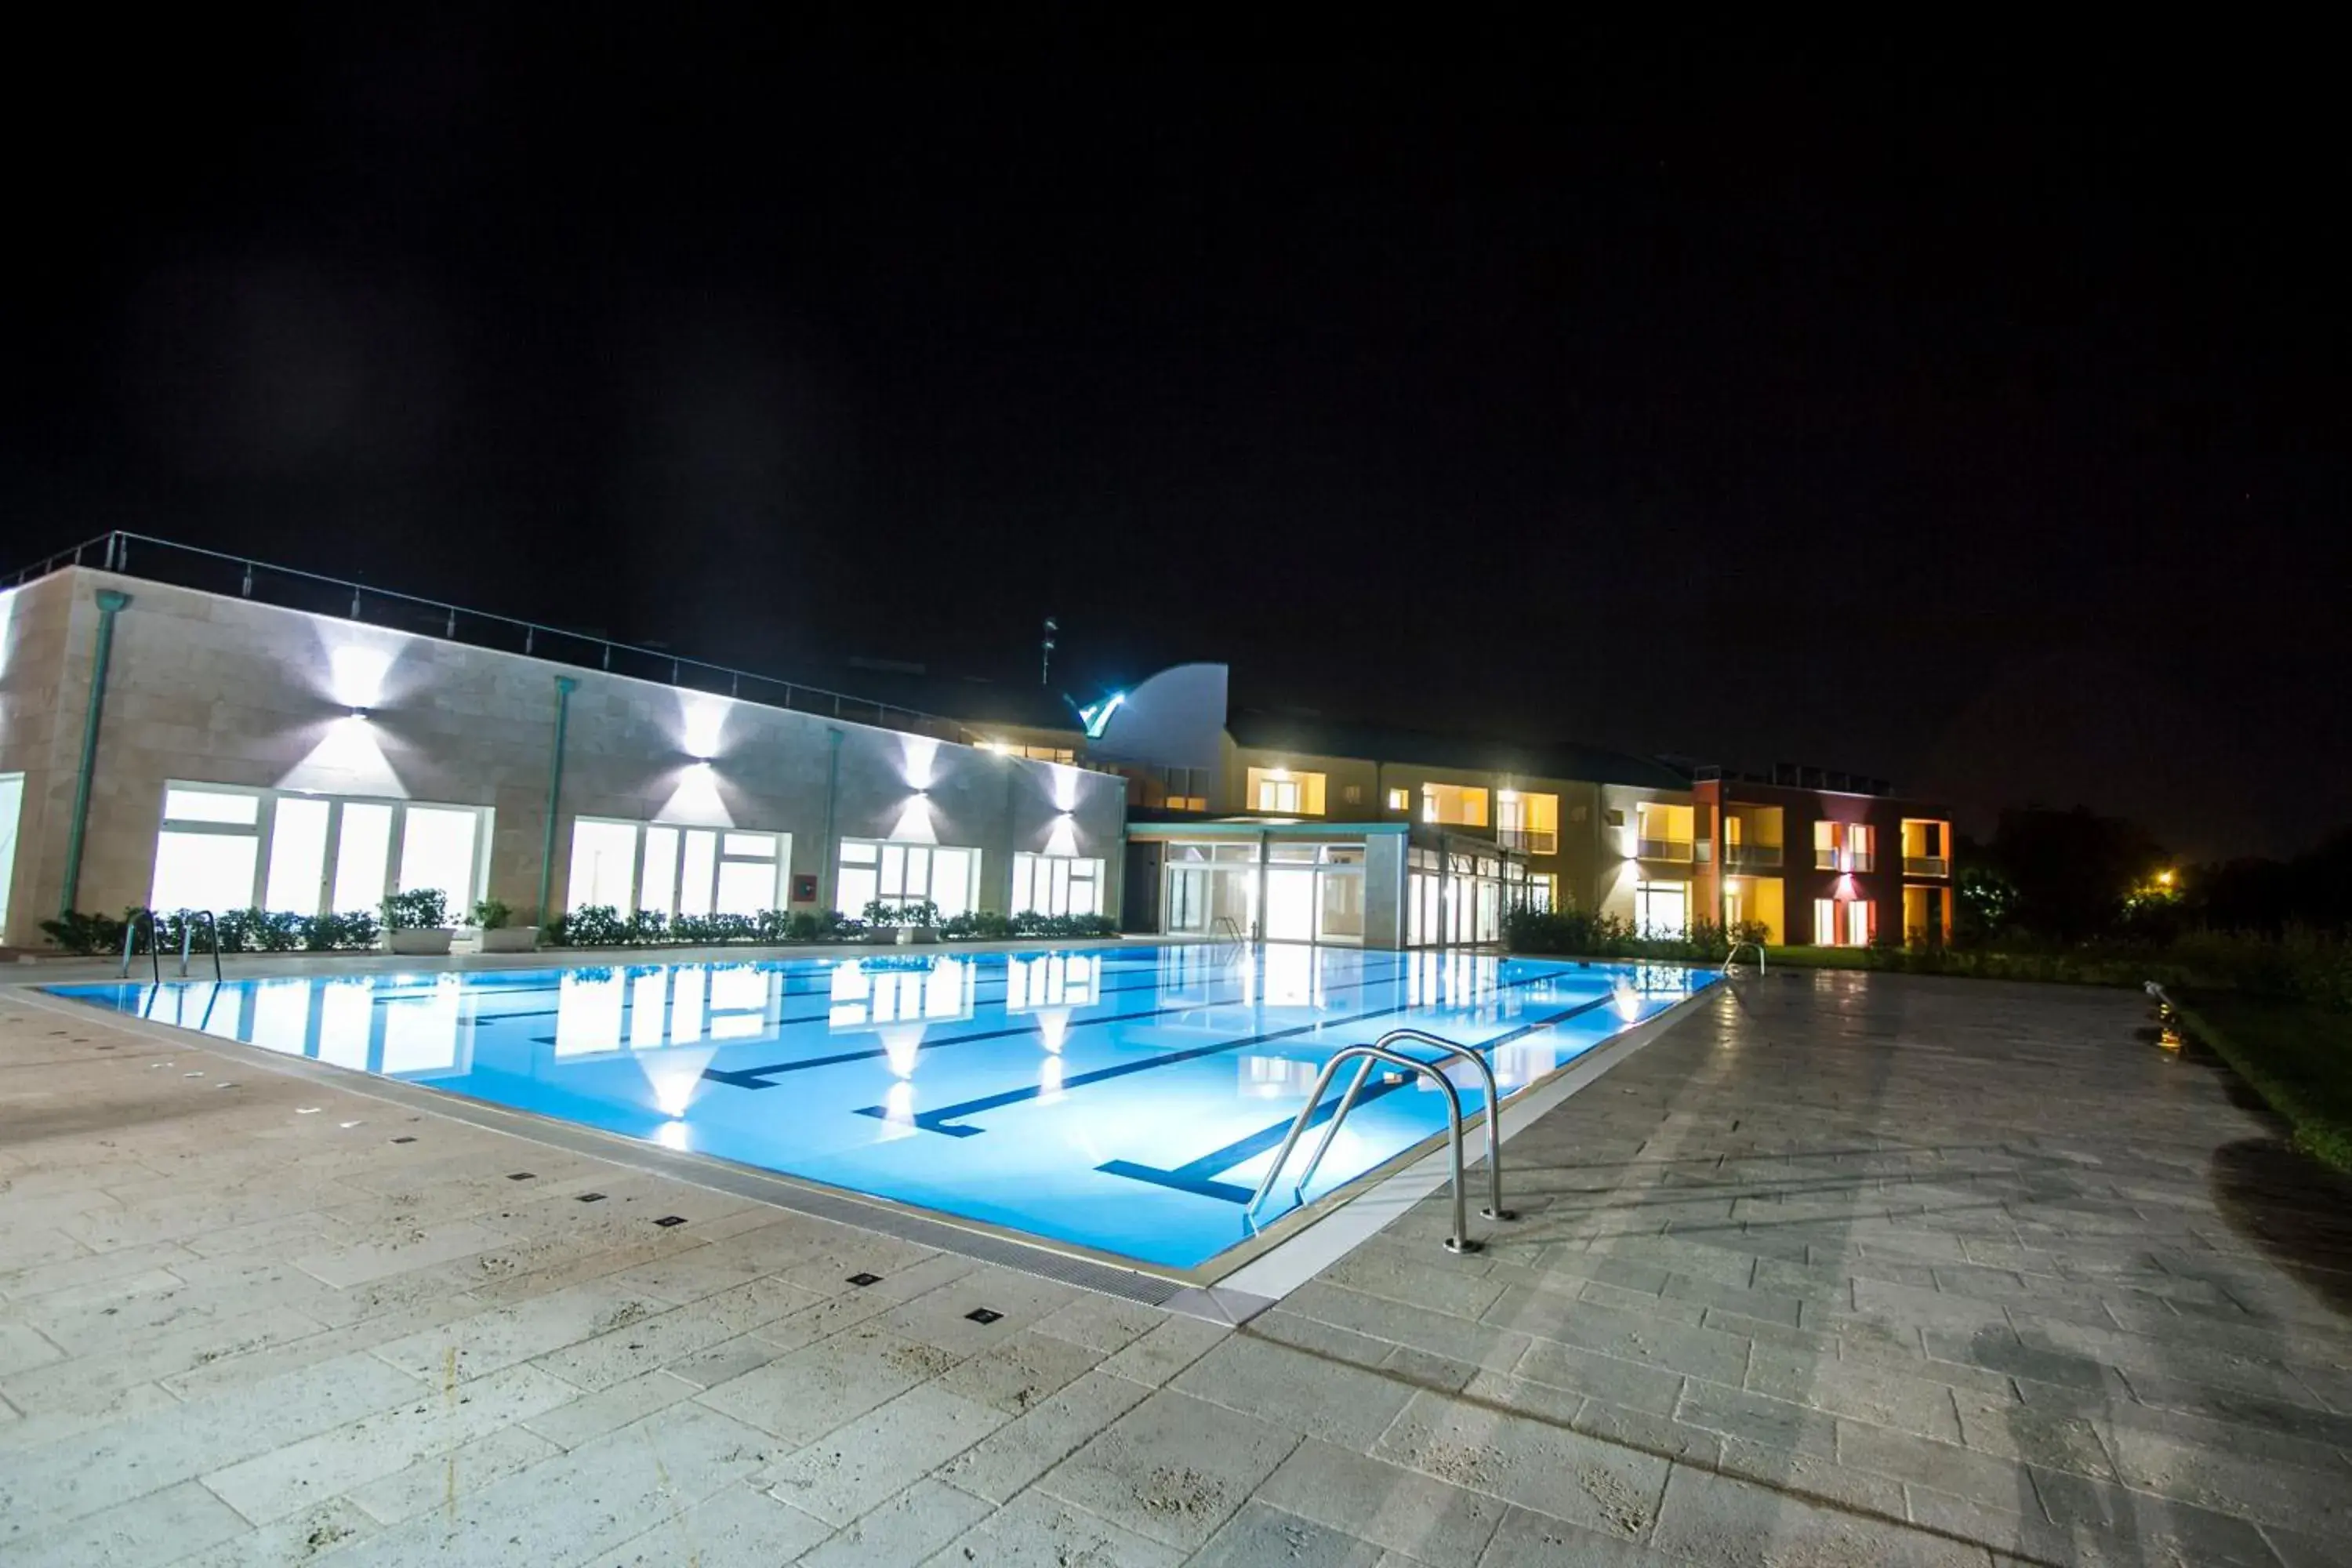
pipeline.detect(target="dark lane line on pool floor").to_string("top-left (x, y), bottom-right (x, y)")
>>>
top-left (851, 970), bottom-right (1577, 1138)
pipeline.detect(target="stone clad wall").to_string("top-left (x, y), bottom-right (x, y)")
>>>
top-left (0, 568), bottom-right (1125, 945)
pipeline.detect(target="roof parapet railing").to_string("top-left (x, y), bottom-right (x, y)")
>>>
top-left (5, 531), bottom-right (982, 746)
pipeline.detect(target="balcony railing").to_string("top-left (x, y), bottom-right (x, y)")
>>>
top-left (1814, 848), bottom-right (1877, 872)
top-left (1814, 848), bottom-right (1840, 870)
top-left (1850, 851), bottom-right (1875, 873)
top-left (1635, 837), bottom-right (1693, 862)
top-left (1497, 827), bottom-right (1557, 855)
top-left (1904, 855), bottom-right (1950, 877)
top-left (1722, 843), bottom-right (1783, 871)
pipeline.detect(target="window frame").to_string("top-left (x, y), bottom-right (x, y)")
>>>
top-left (151, 781), bottom-right (492, 918)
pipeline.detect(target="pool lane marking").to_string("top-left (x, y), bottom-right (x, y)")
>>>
top-left (697, 955), bottom-right (1424, 1089)
top-left (363, 954), bottom-right (1203, 1010)
top-left (1092, 991), bottom-right (1622, 1203)
top-left (849, 968), bottom-right (1574, 1138)
top-left (493, 951), bottom-right (1397, 1042)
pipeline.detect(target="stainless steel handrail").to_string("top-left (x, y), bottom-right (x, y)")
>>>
top-left (1247, 1041), bottom-right (1482, 1254)
top-left (180, 910), bottom-right (223, 982)
top-left (1289, 1029), bottom-right (1513, 1221)
top-left (1723, 940), bottom-right (1766, 976)
top-left (119, 912), bottom-right (161, 985)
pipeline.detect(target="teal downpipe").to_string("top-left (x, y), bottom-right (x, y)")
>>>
top-left (818, 728), bottom-right (844, 912)
top-left (59, 589), bottom-right (131, 917)
top-left (535, 677), bottom-right (579, 923)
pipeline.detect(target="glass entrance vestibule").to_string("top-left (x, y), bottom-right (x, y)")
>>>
top-left (1127, 821), bottom-right (1535, 950)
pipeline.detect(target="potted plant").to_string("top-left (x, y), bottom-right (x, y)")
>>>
top-left (861, 899), bottom-right (903, 946)
top-left (462, 897), bottom-right (539, 954)
top-left (380, 888), bottom-right (456, 956)
top-left (897, 898), bottom-right (942, 946)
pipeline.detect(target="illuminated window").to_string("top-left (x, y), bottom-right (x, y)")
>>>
top-left (1846, 898), bottom-right (1873, 946)
top-left (1385, 787), bottom-right (1410, 811)
top-left (1635, 802), bottom-right (1694, 858)
top-left (1419, 782), bottom-right (1489, 827)
top-left (1497, 792), bottom-right (1559, 854)
top-left (1245, 767), bottom-right (1326, 815)
top-left (1522, 873), bottom-right (1557, 911)
top-left (1011, 853), bottom-right (1102, 916)
top-left (1635, 880), bottom-right (1687, 937)
top-left (151, 783), bottom-right (487, 918)
top-left (1163, 795), bottom-right (1207, 811)
top-left (1813, 898), bottom-right (1837, 946)
top-left (837, 838), bottom-right (977, 918)
top-left (1341, 783), bottom-right (1364, 806)
top-left (567, 819), bottom-right (787, 916)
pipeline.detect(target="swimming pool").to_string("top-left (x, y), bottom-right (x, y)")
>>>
top-left (42, 945), bottom-right (1715, 1270)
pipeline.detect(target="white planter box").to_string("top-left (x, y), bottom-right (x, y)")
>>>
top-left (898, 927), bottom-right (941, 946)
top-left (383, 927), bottom-right (455, 956)
top-left (466, 927), bottom-right (538, 954)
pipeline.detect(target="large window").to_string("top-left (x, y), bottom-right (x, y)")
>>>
top-left (1419, 782), bottom-right (1489, 827)
top-left (1011, 853), bottom-right (1102, 917)
top-left (1245, 767), bottom-right (1326, 815)
top-left (1814, 821), bottom-right (1875, 873)
top-left (1635, 802), bottom-right (1695, 860)
top-left (565, 819), bottom-right (787, 917)
top-left (1812, 897), bottom-right (1875, 946)
top-left (837, 839), bottom-right (977, 917)
top-left (1496, 790), bottom-right (1559, 854)
top-left (1635, 880), bottom-right (1688, 938)
top-left (148, 784), bottom-right (488, 917)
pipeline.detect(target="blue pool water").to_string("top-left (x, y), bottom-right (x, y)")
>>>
top-left (45, 946), bottom-right (1715, 1269)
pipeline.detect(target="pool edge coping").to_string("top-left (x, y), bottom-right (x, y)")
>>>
top-left (6, 961), bottom-right (1730, 1322)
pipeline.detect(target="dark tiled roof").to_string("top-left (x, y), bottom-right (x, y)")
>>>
top-left (1225, 710), bottom-right (1691, 791)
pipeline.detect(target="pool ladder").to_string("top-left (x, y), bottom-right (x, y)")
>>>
top-left (120, 910), bottom-right (224, 983)
top-left (1247, 1027), bottom-right (1514, 1255)
top-left (1722, 940), bottom-right (1766, 976)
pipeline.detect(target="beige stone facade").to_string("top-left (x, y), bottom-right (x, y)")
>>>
top-left (0, 568), bottom-right (1124, 946)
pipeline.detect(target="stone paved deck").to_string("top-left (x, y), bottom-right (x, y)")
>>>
top-left (4, 969), bottom-right (2350, 1566)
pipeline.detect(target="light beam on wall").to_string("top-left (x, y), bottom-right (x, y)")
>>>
top-left (328, 643), bottom-right (396, 710)
top-left (898, 735), bottom-right (939, 791)
top-left (654, 760), bottom-right (734, 827)
top-left (280, 712), bottom-right (407, 798)
top-left (1044, 811), bottom-right (1080, 859)
top-left (890, 792), bottom-right (938, 844)
top-left (680, 694), bottom-right (731, 762)
top-left (1047, 763), bottom-right (1081, 813)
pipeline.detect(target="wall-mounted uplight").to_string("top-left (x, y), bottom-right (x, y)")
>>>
top-left (348, 706), bottom-right (372, 721)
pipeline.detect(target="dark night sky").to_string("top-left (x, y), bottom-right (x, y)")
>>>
top-left (5, 21), bottom-right (2346, 859)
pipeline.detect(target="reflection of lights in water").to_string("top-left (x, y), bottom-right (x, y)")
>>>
top-left (655, 1119), bottom-right (693, 1152)
top-left (1038, 1054), bottom-right (1065, 1102)
top-left (1613, 981), bottom-right (1642, 1022)
top-left (876, 1080), bottom-right (918, 1140)
top-left (637, 1046), bottom-right (719, 1117)
top-left (2159, 1026), bottom-right (2183, 1052)
top-left (1240, 1054), bottom-right (1323, 1098)
top-left (882, 1025), bottom-right (924, 1078)
top-left (1036, 1007), bottom-right (1069, 1052)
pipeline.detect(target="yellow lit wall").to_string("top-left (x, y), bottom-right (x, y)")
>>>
top-left (1420, 782), bottom-right (1489, 827)
top-left (1726, 876), bottom-right (1785, 944)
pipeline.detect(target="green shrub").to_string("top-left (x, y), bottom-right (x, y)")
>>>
top-left (40, 909), bottom-right (130, 955)
top-left (554, 905), bottom-right (627, 946)
top-left (380, 888), bottom-right (448, 931)
top-left (471, 898), bottom-right (512, 931)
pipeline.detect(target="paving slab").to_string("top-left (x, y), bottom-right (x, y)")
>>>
top-left (10, 967), bottom-right (2352, 1565)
